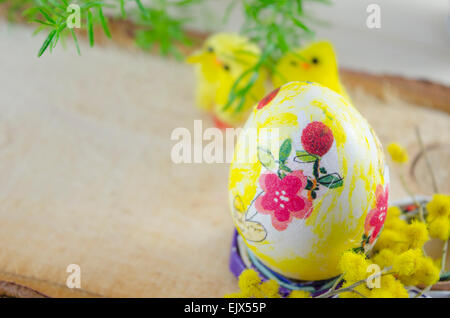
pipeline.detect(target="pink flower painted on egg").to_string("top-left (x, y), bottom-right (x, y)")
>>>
top-left (364, 184), bottom-right (389, 243)
top-left (255, 170), bottom-right (313, 231)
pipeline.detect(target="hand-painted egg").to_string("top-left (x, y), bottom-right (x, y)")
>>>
top-left (228, 82), bottom-right (389, 281)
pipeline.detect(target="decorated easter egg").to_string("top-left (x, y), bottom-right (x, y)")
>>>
top-left (228, 82), bottom-right (389, 281)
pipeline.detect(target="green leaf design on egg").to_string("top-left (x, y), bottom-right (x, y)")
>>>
top-left (257, 146), bottom-right (277, 171)
top-left (317, 173), bottom-right (344, 188)
top-left (278, 138), bottom-right (292, 164)
top-left (294, 150), bottom-right (318, 163)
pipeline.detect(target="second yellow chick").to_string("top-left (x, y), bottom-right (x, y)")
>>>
top-left (272, 41), bottom-right (350, 101)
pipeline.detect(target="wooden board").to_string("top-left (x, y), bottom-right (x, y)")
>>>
top-left (0, 21), bottom-right (449, 297)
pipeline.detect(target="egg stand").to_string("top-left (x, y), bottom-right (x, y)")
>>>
top-left (229, 229), bottom-right (341, 297)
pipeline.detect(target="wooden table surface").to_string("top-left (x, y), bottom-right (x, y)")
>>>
top-left (0, 22), bottom-right (449, 297)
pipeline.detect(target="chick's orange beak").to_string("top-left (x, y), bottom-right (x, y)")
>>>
top-left (213, 57), bottom-right (223, 67)
top-left (300, 62), bottom-right (311, 70)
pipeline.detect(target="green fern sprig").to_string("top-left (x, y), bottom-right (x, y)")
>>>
top-left (5, 0), bottom-right (203, 57)
top-left (20, 0), bottom-right (113, 56)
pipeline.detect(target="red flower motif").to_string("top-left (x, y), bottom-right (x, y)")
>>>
top-left (255, 170), bottom-right (313, 231)
top-left (301, 121), bottom-right (334, 157)
top-left (257, 87), bottom-right (280, 110)
top-left (364, 184), bottom-right (389, 243)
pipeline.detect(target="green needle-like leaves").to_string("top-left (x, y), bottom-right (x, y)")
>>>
top-left (70, 28), bottom-right (81, 55)
top-left (16, 0), bottom-right (328, 73)
top-left (87, 9), bottom-right (94, 47)
top-left (98, 7), bottom-right (111, 38)
top-left (24, 0), bottom-right (202, 58)
top-left (38, 29), bottom-right (56, 57)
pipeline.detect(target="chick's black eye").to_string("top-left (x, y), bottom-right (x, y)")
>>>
top-left (290, 60), bottom-right (298, 66)
top-left (312, 57), bottom-right (319, 64)
top-left (207, 46), bottom-right (214, 53)
top-left (223, 64), bottom-right (230, 71)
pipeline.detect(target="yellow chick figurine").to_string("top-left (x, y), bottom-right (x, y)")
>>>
top-left (187, 33), bottom-right (267, 128)
top-left (272, 41), bottom-right (350, 101)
